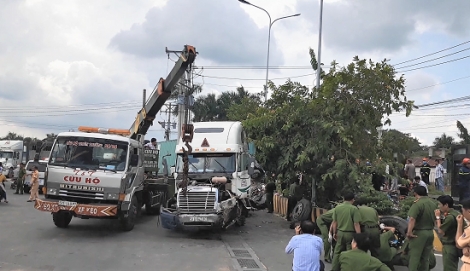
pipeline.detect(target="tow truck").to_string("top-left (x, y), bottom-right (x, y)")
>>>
top-left (34, 45), bottom-right (197, 231)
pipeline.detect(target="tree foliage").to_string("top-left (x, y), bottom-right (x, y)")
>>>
top-left (457, 120), bottom-right (470, 144)
top-left (433, 133), bottom-right (455, 149)
top-left (190, 87), bottom-right (261, 122)
top-left (380, 129), bottom-right (423, 160)
top-left (230, 50), bottom-right (415, 204)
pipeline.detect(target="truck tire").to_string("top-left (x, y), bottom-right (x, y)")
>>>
top-left (119, 196), bottom-right (138, 232)
top-left (379, 215), bottom-right (408, 238)
top-left (53, 211), bottom-right (73, 228)
top-left (292, 199), bottom-right (312, 222)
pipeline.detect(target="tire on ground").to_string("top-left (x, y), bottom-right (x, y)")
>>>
top-left (53, 211), bottom-right (73, 228)
top-left (292, 199), bottom-right (312, 222)
top-left (119, 196), bottom-right (138, 232)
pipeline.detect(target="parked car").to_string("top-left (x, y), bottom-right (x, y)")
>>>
top-left (24, 160), bottom-right (47, 194)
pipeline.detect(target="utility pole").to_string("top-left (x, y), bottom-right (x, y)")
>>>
top-left (158, 103), bottom-right (177, 141)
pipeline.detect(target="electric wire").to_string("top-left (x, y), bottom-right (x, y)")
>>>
top-left (393, 40), bottom-right (470, 66)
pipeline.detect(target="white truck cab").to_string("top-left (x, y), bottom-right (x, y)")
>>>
top-left (161, 121), bottom-right (260, 230)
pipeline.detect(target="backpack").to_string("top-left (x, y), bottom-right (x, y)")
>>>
top-left (447, 213), bottom-right (464, 258)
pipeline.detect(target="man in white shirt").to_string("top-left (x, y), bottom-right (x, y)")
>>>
top-left (413, 176), bottom-right (428, 194)
top-left (144, 138), bottom-right (157, 149)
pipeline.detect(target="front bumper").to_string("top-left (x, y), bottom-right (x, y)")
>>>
top-left (34, 198), bottom-right (118, 217)
top-left (160, 209), bottom-right (222, 230)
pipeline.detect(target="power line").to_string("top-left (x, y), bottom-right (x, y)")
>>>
top-left (415, 95), bottom-right (470, 108)
top-left (396, 47), bottom-right (470, 70)
top-left (0, 101), bottom-right (141, 111)
top-left (406, 74), bottom-right (470, 92)
top-left (393, 40), bottom-right (470, 66)
top-left (195, 66), bottom-right (319, 70)
top-left (396, 54), bottom-right (470, 73)
top-left (201, 72), bottom-right (315, 81)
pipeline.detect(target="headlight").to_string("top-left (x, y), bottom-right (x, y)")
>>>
top-left (107, 193), bottom-right (119, 200)
top-left (48, 188), bottom-right (58, 195)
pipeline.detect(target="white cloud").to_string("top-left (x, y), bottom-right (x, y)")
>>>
top-left (0, 0), bottom-right (469, 147)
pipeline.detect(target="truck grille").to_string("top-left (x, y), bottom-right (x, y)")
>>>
top-left (59, 189), bottom-right (105, 200)
top-left (178, 191), bottom-right (217, 213)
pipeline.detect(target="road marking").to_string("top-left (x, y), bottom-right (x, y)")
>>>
top-left (434, 253), bottom-right (442, 257)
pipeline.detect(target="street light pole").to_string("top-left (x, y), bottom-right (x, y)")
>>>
top-left (238, 0), bottom-right (300, 103)
top-left (315, 0), bottom-right (324, 94)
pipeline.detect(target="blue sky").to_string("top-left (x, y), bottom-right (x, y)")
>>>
top-left (0, 0), bottom-right (469, 146)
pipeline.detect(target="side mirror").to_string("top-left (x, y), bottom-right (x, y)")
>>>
top-left (130, 154), bottom-right (139, 167)
top-left (247, 157), bottom-right (256, 176)
top-left (162, 158), bottom-right (169, 176)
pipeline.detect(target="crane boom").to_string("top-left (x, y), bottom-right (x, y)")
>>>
top-left (129, 45), bottom-right (197, 140)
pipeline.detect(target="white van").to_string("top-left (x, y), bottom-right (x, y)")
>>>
top-left (24, 160), bottom-right (47, 194)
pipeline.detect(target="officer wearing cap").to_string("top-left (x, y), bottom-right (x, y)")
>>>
top-left (330, 191), bottom-right (362, 271)
top-left (406, 185), bottom-right (435, 271)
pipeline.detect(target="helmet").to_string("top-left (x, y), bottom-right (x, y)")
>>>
top-left (463, 158), bottom-right (470, 165)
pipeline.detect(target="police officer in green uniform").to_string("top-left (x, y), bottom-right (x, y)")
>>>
top-left (330, 192), bottom-right (362, 271)
top-left (316, 208), bottom-right (336, 263)
top-left (391, 238), bottom-right (437, 269)
top-left (435, 195), bottom-right (460, 271)
top-left (377, 225), bottom-right (398, 270)
top-left (339, 232), bottom-right (391, 271)
top-left (406, 185), bottom-right (436, 271)
top-left (358, 204), bottom-right (381, 258)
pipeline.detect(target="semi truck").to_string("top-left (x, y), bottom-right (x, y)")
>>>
top-left (160, 121), bottom-right (263, 230)
top-left (0, 140), bottom-right (25, 177)
top-left (33, 45), bottom-right (197, 231)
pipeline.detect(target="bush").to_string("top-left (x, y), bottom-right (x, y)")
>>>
top-left (355, 190), bottom-right (396, 215)
top-left (396, 196), bottom-right (439, 219)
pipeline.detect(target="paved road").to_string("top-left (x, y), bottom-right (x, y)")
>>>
top-left (0, 191), bottom-right (457, 271)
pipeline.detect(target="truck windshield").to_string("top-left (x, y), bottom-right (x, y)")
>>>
top-left (176, 153), bottom-right (236, 173)
top-left (49, 136), bottom-right (129, 171)
top-left (0, 152), bottom-right (14, 159)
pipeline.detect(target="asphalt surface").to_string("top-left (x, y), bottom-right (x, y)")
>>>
top-left (0, 189), bottom-right (459, 271)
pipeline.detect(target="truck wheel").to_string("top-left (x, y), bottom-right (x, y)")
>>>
top-left (119, 196), bottom-right (138, 232)
top-left (53, 211), bottom-right (73, 228)
top-left (292, 199), bottom-right (312, 222)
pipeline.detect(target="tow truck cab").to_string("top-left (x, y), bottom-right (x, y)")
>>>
top-left (35, 127), bottom-right (157, 231)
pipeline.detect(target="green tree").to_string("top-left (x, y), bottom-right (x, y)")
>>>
top-left (433, 133), bottom-right (455, 149)
top-left (456, 120), bottom-right (470, 144)
top-left (191, 87), bottom-right (261, 122)
top-left (380, 129), bottom-right (423, 160)
top-left (236, 50), bottom-right (414, 204)
top-left (1, 132), bottom-right (23, 140)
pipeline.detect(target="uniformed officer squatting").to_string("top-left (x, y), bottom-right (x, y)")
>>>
top-left (406, 186), bottom-right (436, 271)
top-left (339, 232), bottom-right (391, 271)
top-left (330, 192), bottom-right (362, 271)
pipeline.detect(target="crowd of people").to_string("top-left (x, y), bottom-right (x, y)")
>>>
top-left (283, 185), bottom-right (470, 271)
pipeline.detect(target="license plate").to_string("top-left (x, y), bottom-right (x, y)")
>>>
top-left (58, 200), bottom-right (77, 207)
top-left (189, 216), bottom-right (208, 222)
